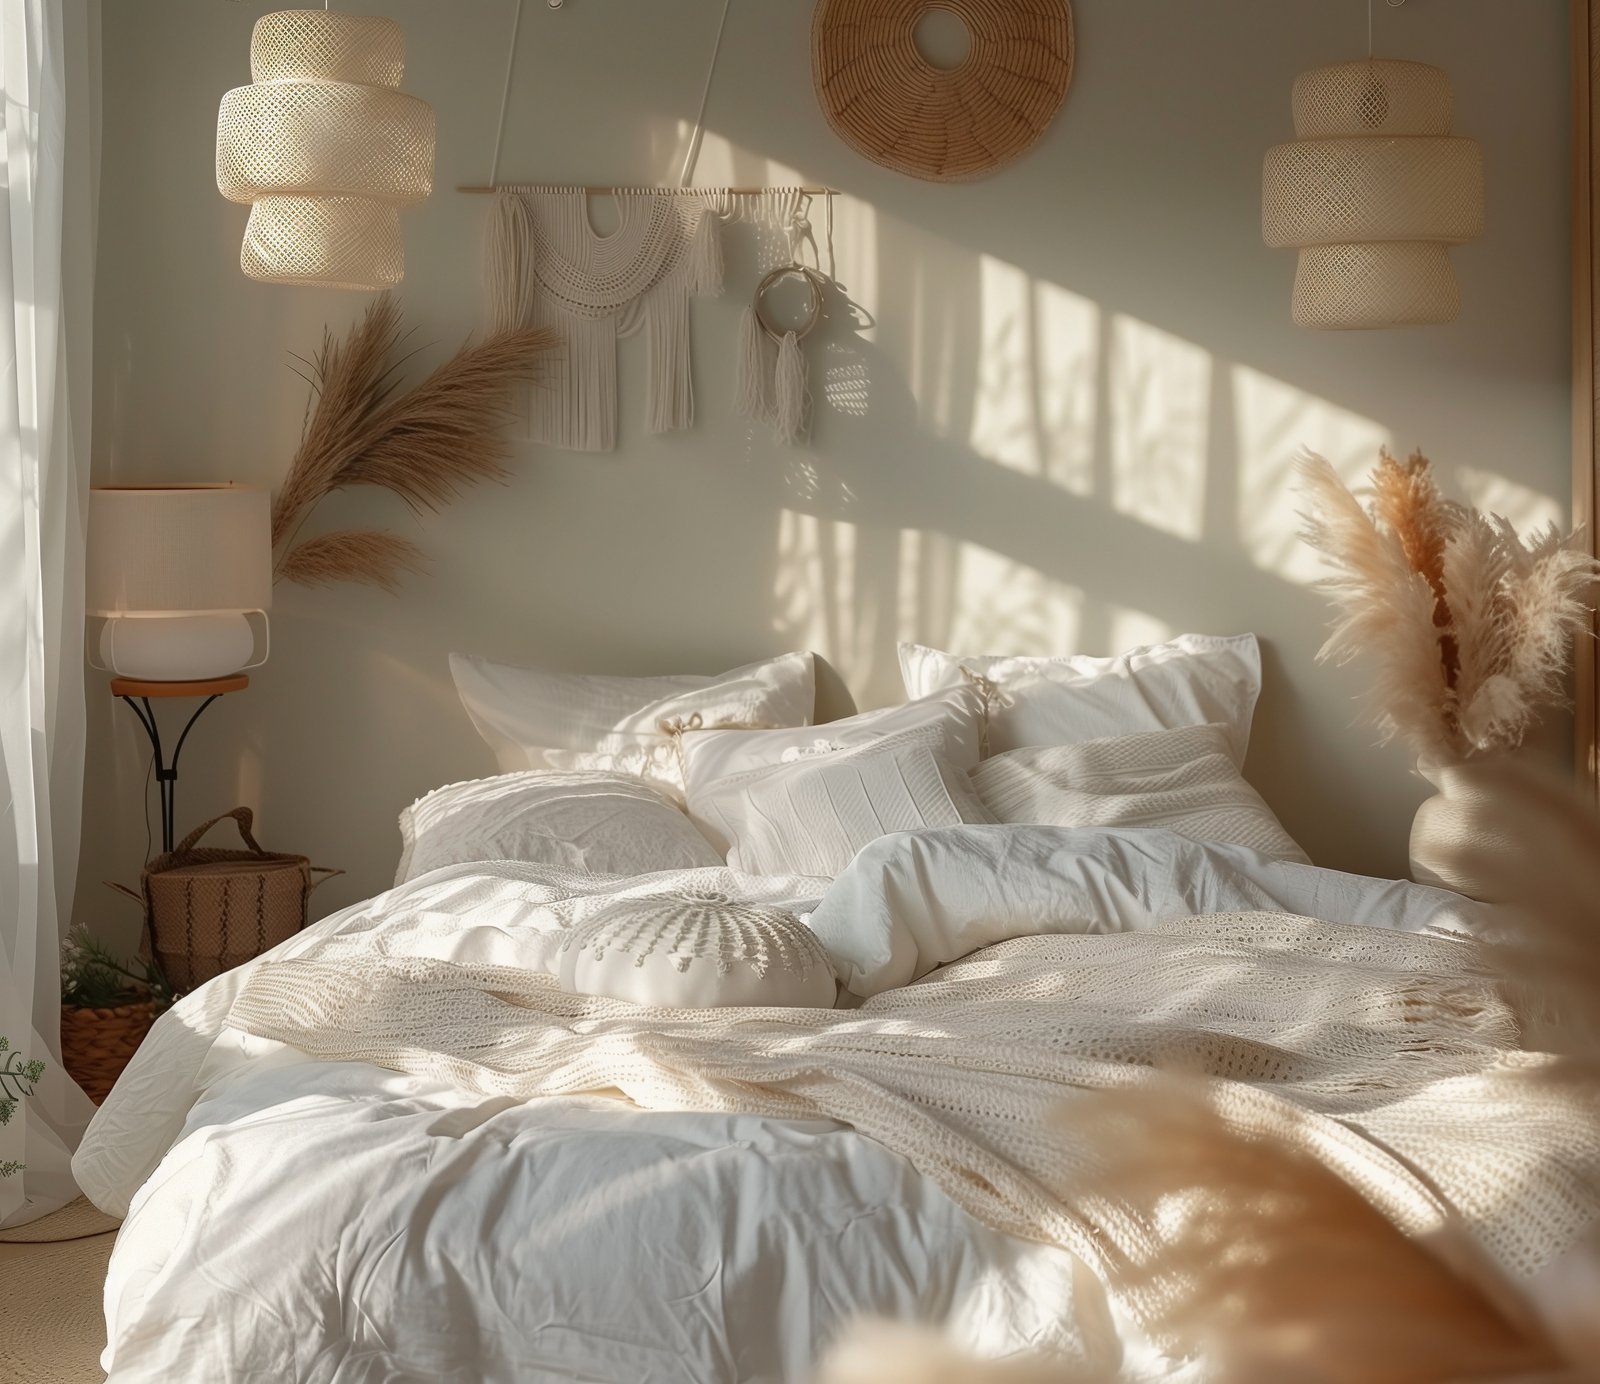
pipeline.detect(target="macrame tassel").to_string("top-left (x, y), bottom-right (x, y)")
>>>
top-left (772, 330), bottom-right (808, 445)
top-left (484, 190), bottom-right (536, 334)
top-left (686, 204), bottom-right (725, 297)
top-left (733, 304), bottom-right (770, 421)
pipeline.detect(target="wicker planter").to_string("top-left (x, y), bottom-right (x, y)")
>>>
top-left (60, 1000), bottom-right (159, 1104)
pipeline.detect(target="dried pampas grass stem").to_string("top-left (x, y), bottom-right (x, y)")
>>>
top-left (272, 530), bottom-right (424, 595)
top-left (1297, 447), bottom-right (1600, 759)
top-left (272, 293), bottom-right (556, 590)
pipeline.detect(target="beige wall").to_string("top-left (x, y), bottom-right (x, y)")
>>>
top-left (79, 0), bottom-right (1572, 939)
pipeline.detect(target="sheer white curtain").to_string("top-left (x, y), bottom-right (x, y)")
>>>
top-left (0, 0), bottom-right (98, 1229)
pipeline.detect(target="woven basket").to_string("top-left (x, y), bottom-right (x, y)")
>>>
top-left (109, 808), bottom-right (340, 993)
top-left (60, 1001), bottom-right (159, 1105)
top-left (811, 0), bottom-right (1074, 182)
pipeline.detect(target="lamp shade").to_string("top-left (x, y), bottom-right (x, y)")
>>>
top-left (1262, 60), bottom-right (1485, 329)
top-left (216, 10), bottom-right (435, 290)
top-left (87, 486), bottom-right (272, 617)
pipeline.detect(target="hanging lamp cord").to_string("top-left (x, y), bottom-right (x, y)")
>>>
top-left (487, 0), bottom-right (526, 188)
top-left (479, 0), bottom-right (776, 197)
top-left (1368, 0), bottom-right (1407, 60)
top-left (678, 0), bottom-right (735, 187)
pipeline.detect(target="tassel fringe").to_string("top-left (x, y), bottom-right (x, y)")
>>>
top-left (686, 205), bottom-right (725, 298)
top-left (773, 330), bottom-right (808, 445)
top-left (484, 191), bottom-right (536, 334)
top-left (733, 304), bottom-right (771, 421)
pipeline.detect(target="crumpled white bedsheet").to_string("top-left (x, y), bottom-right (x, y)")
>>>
top-left (811, 824), bottom-right (1487, 996)
top-left (73, 827), bottom-right (1494, 1383)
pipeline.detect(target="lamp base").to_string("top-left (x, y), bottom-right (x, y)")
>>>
top-left (98, 614), bottom-right (257, 682)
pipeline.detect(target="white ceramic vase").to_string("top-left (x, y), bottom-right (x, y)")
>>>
top-left (1408, 756), bottom-right (1520, 902)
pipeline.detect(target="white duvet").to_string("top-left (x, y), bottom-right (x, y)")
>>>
top-left (75, 827), bottom-right (1512, 1383)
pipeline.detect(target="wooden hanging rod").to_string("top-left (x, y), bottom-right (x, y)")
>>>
top-left (457, 184), bottom-right (834, 196)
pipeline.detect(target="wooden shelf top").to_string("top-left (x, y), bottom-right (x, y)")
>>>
top-left (109, 674), bottom-right (249, 699)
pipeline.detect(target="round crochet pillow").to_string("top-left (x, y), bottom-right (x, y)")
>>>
top-left (558, 888), bottom-right (837, 1009)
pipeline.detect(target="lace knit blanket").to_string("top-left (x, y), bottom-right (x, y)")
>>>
top-left (228, 911), bottom-right (1599, 1322)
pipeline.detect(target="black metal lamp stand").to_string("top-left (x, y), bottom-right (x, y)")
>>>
top-left (110, 675), bottom-right (249, 855)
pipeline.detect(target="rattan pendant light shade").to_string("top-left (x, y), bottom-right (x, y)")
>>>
top-left (216, 11), bottom-right (435, 290)
top-left (1262, 60), bottom-right (1484, 329)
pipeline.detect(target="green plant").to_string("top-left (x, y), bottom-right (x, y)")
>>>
top-left (60, 926), bottom-right (174, 1012)
top-left (0, 1035), bottom-right (45, 1179)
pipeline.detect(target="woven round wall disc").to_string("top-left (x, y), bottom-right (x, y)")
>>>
top-left (812, 0), bottom-right (1074, 183)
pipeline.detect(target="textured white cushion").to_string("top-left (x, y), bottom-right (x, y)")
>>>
top-left (449, 651), bottom-right (816, 800)
top-left (679, 685), bottom-right (987, 803)
top-left (688, 727), bottom-right (993, 877)
top-left (898, 634), bottom-right (1261, 766)
top-left (970, 724), bottom-right (1308, 863)
top-left (558, 887), bottom-right (837, 1008)
top-left (397, 771), bottom-right (723, 884)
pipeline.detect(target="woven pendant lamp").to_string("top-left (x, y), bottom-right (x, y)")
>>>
top-left (1262, 59), bottom-right (1484, 329)
top-left (216, 10), bottom-right (436, 290)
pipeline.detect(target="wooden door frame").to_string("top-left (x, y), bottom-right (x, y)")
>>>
top-left (1574, 0), bottom-right (1599, 798)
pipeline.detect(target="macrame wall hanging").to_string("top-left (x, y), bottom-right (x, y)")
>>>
top-left (735, 264), bottom-right (825, 446)
top-left (732, 186), bottom-right (830, 446)
top-left (812, 0), bottom-right (1074, 183)
top-left (470, 0), bottom-right (836, 453)
top-left (486, 188), bottom-right (724, 452)
top-left (484, 189), bottom-right (821, 452)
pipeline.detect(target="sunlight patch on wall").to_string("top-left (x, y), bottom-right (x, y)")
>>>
top-left (1233, 365), bottom-right (1390, 585)
top-left (897, 528), bottom-right (1086, 657)
top-left (1106, 605), bottom-right (1175, 653)
top-left (967, 255), bottom-right (1098, 494)
top-left (1110, 315), bottom-right (1209, 541)
top-left (908, 251), bottom-right (960, 438)
top-left (968, 255), bottom-right (1035, 475)
top-left (772, 509), bottom-right (878, 683)
top-left (1454, 466), bottom-right (1564, 535)
top-left (677, 122), bottom-right (807, 192)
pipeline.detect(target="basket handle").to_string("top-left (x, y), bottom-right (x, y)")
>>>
top-left (104, 881), bottom-right (143, 907)
top-left (174, 807), bottom-right (268, 858)
top-left (307, 867), bottom-right (344, 894)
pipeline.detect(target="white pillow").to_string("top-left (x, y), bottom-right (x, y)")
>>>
top-left (970, 724), bottom-right (1308, 863)
top-left (679, 684), bottom-right (987, 802)
top-left (687, 727), bottom-right (994, 876)
top-left (449, 651), bottom-right (816, 800)
top-left (898, 633), bottom-right (1260, 766)
top-left (397, 771), bottom-right (723, 884)
top-left (558, 888), bottom-right (837, 1008)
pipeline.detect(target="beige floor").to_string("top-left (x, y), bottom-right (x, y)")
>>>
top-left (0, 1201), bottom-right (117, 1384)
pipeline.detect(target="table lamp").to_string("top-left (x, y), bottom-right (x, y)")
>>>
top-left (86, 485), bottom-right (272, 852)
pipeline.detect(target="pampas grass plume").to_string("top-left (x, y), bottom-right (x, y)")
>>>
top-left (1297, 448), bottom-right (1600, 758)
top-left (272, 293), bottom-right (556, 591)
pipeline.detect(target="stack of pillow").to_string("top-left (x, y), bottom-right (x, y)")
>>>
top-left (400, 633), bottom-right (1306, 887)
top-left (900, 634), bottom-right (1307, 865)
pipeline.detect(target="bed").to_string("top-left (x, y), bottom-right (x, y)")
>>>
top-left (72, 639), bottom-right (1600, 1382)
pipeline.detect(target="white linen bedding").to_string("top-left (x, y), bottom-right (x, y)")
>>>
top-left (396, 770), bottom-right (724, 884)
top-left (809, 824), bottom-right (1486, 997)
top-left (968, 724), bottom-right (1308, 864)
top-left (72, 828), bottom-right (1592, 1384)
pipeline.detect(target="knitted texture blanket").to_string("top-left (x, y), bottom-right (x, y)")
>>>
top-left (228, 911), bottom-right (1599, 1327)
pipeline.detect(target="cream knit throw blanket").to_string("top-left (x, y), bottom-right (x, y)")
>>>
top-left (229, 912), bottom-right (1598, 1325)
